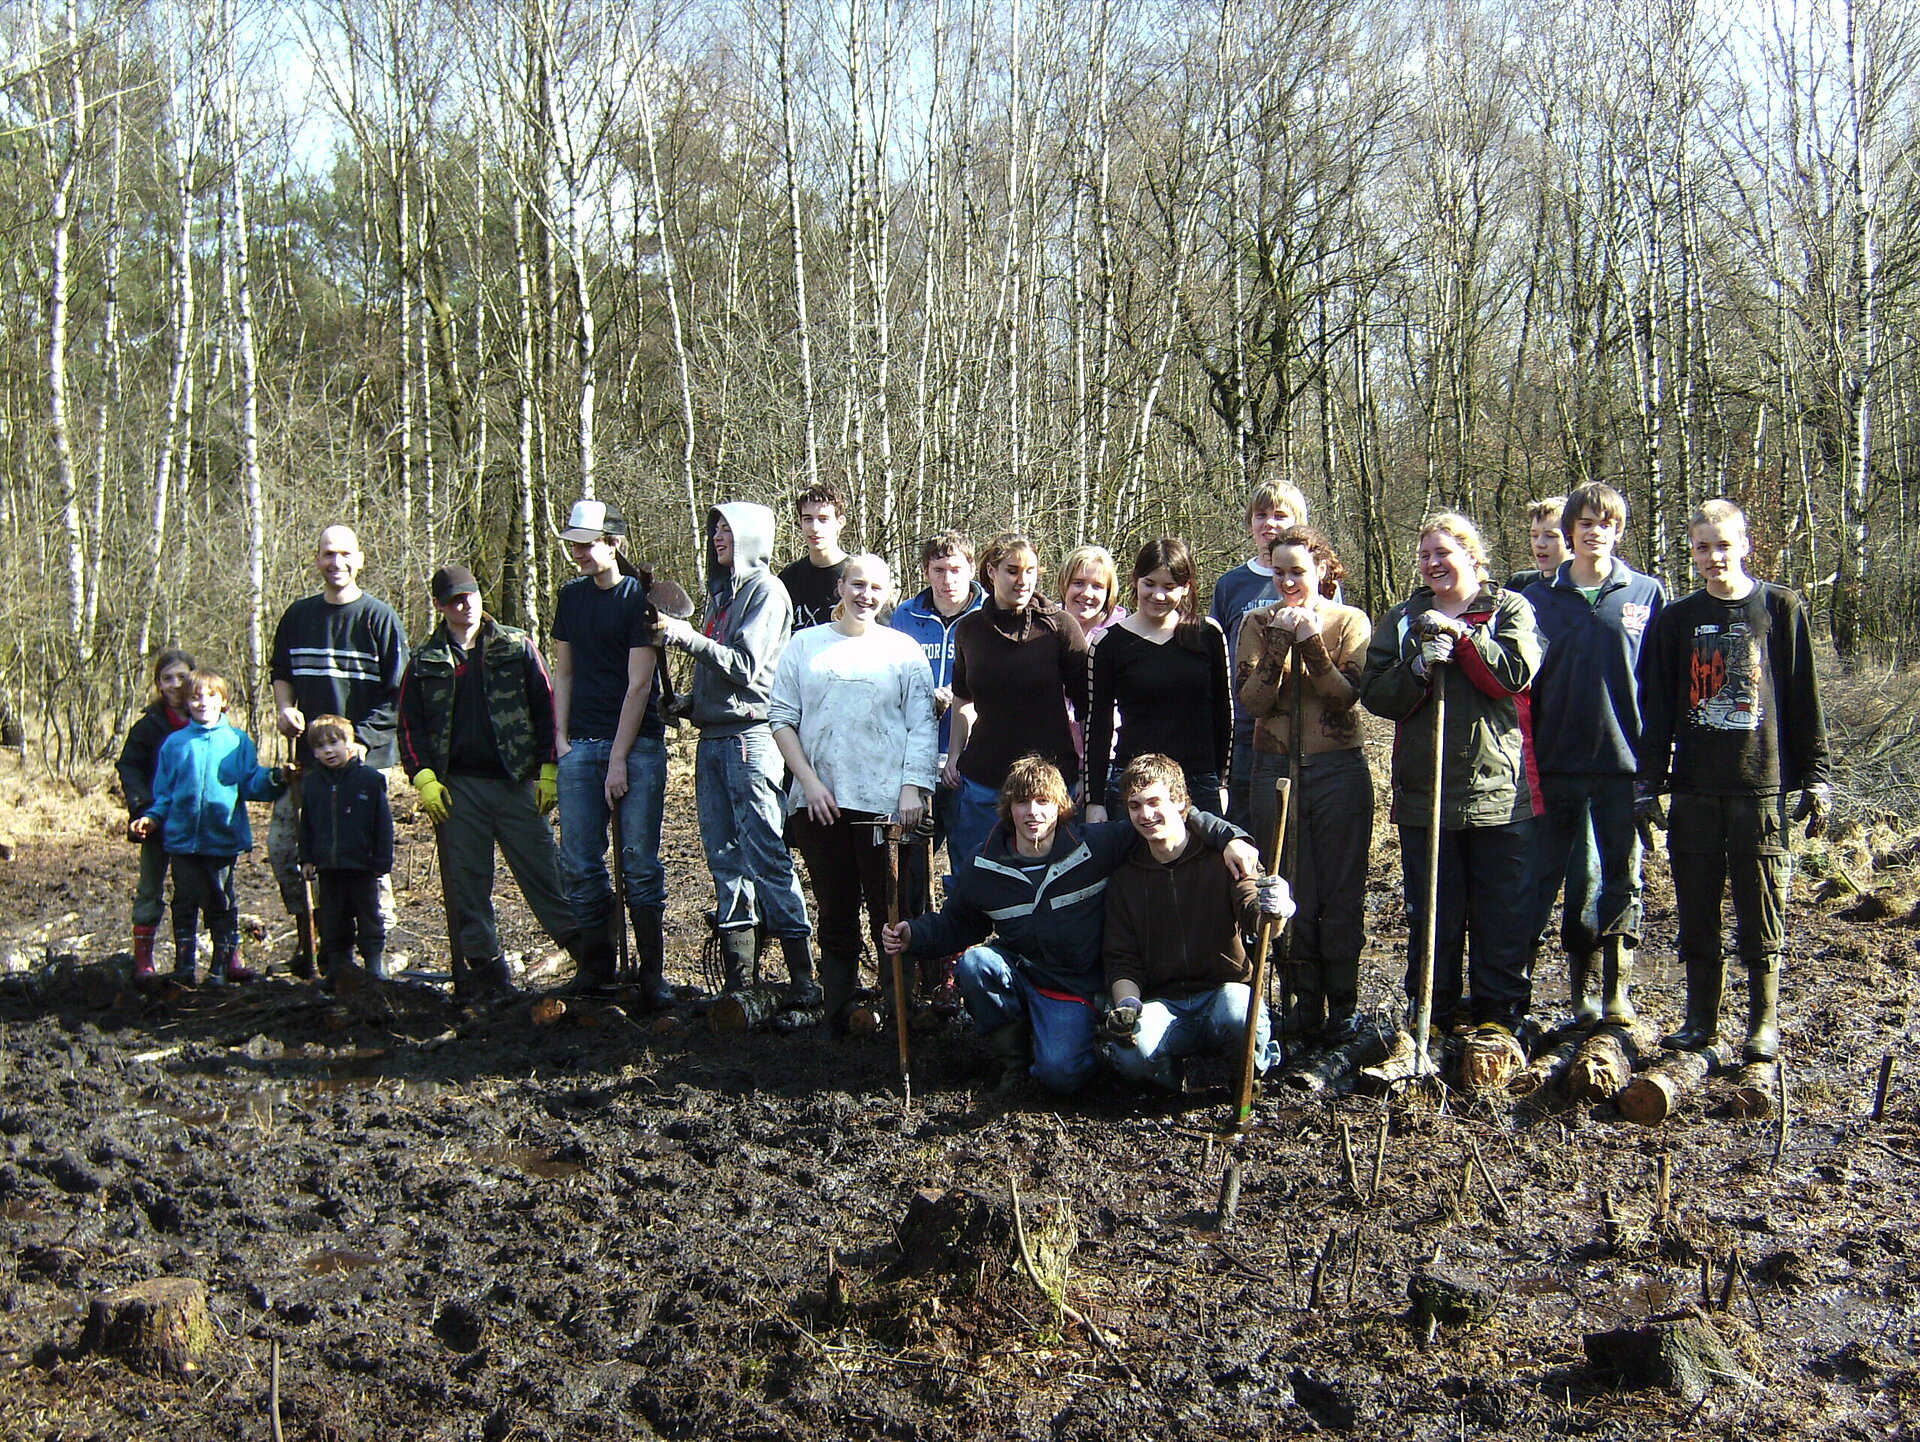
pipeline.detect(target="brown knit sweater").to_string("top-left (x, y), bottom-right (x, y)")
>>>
top-left (1103, 832), bottom-right (1261, 999)
top-left (1233, 600), bottom-right (1372, 757)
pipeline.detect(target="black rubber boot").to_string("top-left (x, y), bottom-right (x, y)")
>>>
top-left (172, 927), bottom-right (199, 986)
top-left (562, 927), bottom-right (618, 996)
top-left (1664, 958), bottom-right (1725, 1051)
top-left (628, 905), bottom-right (675, 1011)
top-left (816, 949), bottom-right (859, 1032)
top-left (364, 951), bottom-right (390, 983)
top-left (718, 927), bottom-right (757, 994)
top-left (1567, 948), bottom-right (1603, 1026)
top-left (1744, 955), bottom-right (1781, 1063)
top-left (1321, 957), bottom-right (1362, 1042)
top-left (449, 954), bottom-right (474, 1003)
top-left (471, 955), bottom-right (518, 999)
top-left (1601, 937), bottom-right (1636, 1025)
top-left (781, 936), bottom-right (823, 1008)
top-left (1282, 961), bottom-right (1326, 1043)
top-left (984, 1023), bottom-right (1032, 1097)
top-left (289, 910), bottom-right (317, 980)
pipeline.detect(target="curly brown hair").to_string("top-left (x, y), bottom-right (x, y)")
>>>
top-left (1264, 525), bottom-right (1346, 599)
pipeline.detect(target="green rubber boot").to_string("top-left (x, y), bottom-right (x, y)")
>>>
top-left (1743, 955), bottom-right (1781, 1063)
top-left (1663, 958), bottom-right (1724, 1051)
top-left (1601, 937), bottom-right (1637, 1025)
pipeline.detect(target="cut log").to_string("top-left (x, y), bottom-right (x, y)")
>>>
top-left (1584, 1311), bottom-right (1750, 1402)
top-left (1460, 1028), bottom-right (1528, 1091)
top-left (1358, 1029), bottom-right (1455, 1094)
top-left (78, 1277), bottom-right (212, 1376)
top-left (530, 997), bottom-right (567, 1026)
top-left (1280, 1019), bottom-right (1392, 1095)
top-left (1617, 1045), bottom-right (1733, 1126)
top-left (1509, 1033), bottom-right (1583, 1097)
top-left (707, 985), bottom-right (788, 1034)
top-left (1724, 1061), bottom-right (1778, 1120)
top-left (1566, 1019), bottom-right (1663, 1102)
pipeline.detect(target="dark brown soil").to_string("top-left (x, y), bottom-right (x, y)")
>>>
top-left (3, 740), bottom-right (1919, 1440)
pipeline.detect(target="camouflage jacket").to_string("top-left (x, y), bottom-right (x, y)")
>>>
top-left (397, 618), bottom-right (557, 782)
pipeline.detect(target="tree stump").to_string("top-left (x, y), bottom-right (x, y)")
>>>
top-left (1408, 1262), bottom-right (1496, 1327)
top-left (1584, 1311), bottom-right (1750, 1403)
top-left (891, 1187), bottom-right (1011, 1278)
top-left (530, 997), bottom-right (568, 1026)
top-left (1566, 1019), bottom-right (1661, 1102)
top-left (707, 986), bottom-right (787, 1034)
top-left (1617, 1045), bottom-right (1733, 1126)
top-left (78, 1277), bottom-right (213, 1376)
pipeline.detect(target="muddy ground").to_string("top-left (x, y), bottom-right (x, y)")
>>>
top-left (2, 732), bottom-right (1919, 1442)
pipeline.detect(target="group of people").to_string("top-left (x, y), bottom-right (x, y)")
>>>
top-left (114, 473), bottom-right (1828, 1098)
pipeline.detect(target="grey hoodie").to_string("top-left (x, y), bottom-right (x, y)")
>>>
top-left (682, 502), bottom-right (792, 734)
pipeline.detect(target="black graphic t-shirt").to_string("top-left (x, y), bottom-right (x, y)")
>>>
top-left (779, 555), bottom-right (849, 631)
top-left (1636, 582), bottom-right (1828, 795)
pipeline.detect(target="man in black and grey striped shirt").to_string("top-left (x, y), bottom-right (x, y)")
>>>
top-left (267, 524), bottom-right (408, 977)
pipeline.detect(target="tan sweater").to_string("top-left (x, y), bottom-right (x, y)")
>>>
top-left (1234, 600), bottom-right (1371, 757)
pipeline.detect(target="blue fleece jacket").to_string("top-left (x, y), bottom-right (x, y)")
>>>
top-left (144, 719), bottom-right (285, 857)
top-left (1524, 559), bottom-right (1667, 775)
top-left (888, 581), bottom-right (984, 752)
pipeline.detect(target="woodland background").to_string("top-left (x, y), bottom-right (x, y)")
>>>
top-left (5, 0), bottom-right (1920, 773)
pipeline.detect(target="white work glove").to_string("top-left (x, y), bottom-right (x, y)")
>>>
top-left (1256, 874), bottom-right (1295, 919)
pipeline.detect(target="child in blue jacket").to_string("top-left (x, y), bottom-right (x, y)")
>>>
top-left (131, 670), bottom-right (286, 985)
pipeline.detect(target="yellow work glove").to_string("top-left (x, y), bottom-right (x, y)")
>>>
top-left (414, 769), bottom-right (452, 825)
top-left (536, 762), bottom-right (559, 815)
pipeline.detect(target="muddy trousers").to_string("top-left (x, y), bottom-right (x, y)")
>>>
top-left (954, 945), bottom-right (1099, 1094)
top-left (316, 869), bottom-right (384, 972)
top-left (132, 837), bottom-right (168, 928)
top-left (169, 853), bottom-right (238, 968)
top-left (1525, 773), bottom-right (1643, 952)
top-left (1397, 818), bottom-right (1537, 1029)
top-left (1103, 985), bottom-right (1279, 1090)
top-left (440, 774), bottom-right (579, 961)
top-left (1668, 792), bottom-right (1790, 966)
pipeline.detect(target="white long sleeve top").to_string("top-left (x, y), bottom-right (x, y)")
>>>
top-left (768, 623), bottom-right (939, 817)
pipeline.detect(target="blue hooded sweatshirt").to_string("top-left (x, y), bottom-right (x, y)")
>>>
top-left (1525, 558), bottom-right (1667, 775)
top-left (144, 719), bottom-right (285, 857)
top-left (888, 580), bottom-right (985, 753)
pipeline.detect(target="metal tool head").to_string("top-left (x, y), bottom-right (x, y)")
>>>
top-left (650, 577), bottom-right (695, 621)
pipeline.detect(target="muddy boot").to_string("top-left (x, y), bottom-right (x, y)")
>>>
top-left (131, 924), bottom-right (158, 985)
top-left (1600, 937), bottom-right (1636, 1025)
top-left (1282, 963), bottom-right (1326, 1044)
top-left (1321, 957), bottom-right (1362, 1043)
top-left (171, 927), bottom-right (198, 986)
top-left (814, 949), bottom-right (859, 1033)
top-left (363, 951), bottom-right (390, 983)
top-left (627, 905), bottom-right (675, 1011)
top-left (1663, 958), bottom-right (1725, 1051)
top-left (1743, 955), bottom-right (1781, 1063)
top-left (210, 946), bottom-right (257, 986)
top-left (1567, 947), bottom-right (1603, 1026)
top-left (718, 926), bottom-right (757, 994)
top-left (470, 955), bottom-right (518, 1000)
top-left (781, 936), bottom-right (823, 1009)
top-left (562, 927), bottom-right (618, 997)
top-left (983, 1022), bottom-right (1032, 1098)
top-left (288, 912), bottom-right (317, 980)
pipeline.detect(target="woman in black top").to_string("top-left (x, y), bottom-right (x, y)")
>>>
top-left (1082, 539), bottom-right (1232, 822)
top-left (115, 648), bottom-right (196, 982)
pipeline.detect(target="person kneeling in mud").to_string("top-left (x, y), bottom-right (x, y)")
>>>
top-left (1099, 755), bottom-right (1293, 1089)
top-left (881, 754), bottom-right (1259, 1097)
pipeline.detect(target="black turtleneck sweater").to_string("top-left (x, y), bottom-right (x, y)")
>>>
top-left (951, 597), bottom-right (1091, 790)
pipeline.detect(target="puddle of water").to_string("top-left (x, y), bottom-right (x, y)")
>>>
top-left (148, 1103), bottom-right (229, 1125)
top-left (0, 1200), bottom-right (52, 1223)
top-left (475, 1145), bottom-right (586, 1180)
top-left (303, 1248), bottom-right (381, 1274)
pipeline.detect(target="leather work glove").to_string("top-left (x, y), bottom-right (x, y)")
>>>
top-left (1792, 783), bottom-right (1832, 840)
top-left (414, 769), bottom-right (452, 825)
top-left (1412, 632), bottom-right (1455, 678)
top-left (1101, 1000), bottom-right (1142, 1046)
top-left (1255, 874), bottom-right (1296, 919)
top-left (536, 762), bottom-right (559, 815)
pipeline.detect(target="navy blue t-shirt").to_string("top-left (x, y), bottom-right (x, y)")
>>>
top-left (550, 575), bottom-right (661, 740)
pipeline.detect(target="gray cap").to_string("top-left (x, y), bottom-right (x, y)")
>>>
top-left (559, 498), bottom-right (627, 542)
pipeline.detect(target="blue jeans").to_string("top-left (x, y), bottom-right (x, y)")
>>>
top-left (557, 735), bottom-right (668, 927)
top-left (954, 943), bottom-right (1100, 1094)
top-left (1104, 985), bottom-right (1278, 1089)
top-left (694, 728), bottom-right (811, 940)
top-left (1527, 774), bottom-right (1641, 951)
top-left (943, 774), bottom-right (1001, 882)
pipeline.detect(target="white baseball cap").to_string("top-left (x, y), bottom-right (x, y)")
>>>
top-left (559, 498), bottom-right (627, 542)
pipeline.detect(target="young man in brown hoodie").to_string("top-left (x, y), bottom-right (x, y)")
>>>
top-left (1100, 755), bottom-right (1293, 1089)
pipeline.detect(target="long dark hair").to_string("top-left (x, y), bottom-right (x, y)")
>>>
top-left (151, 648), bottom-right (196, 694)
top-left (1132, 538), bottom-right (1208, 650)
